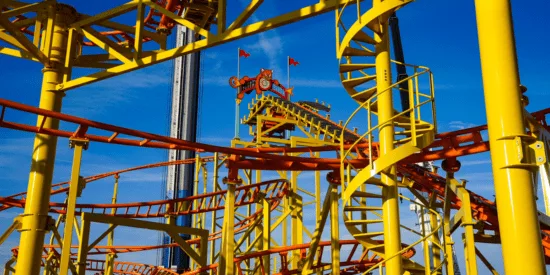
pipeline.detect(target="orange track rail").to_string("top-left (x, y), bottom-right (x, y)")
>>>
top-left (2, 98), bottom-right (550, 263)
top-left (4, 99), bottom-right (549, 170)
top-left (1, 179), bottom-right (288, 218)
top-left (59, 240), bottom-right (414, 275)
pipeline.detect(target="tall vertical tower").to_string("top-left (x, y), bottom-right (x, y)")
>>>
top-left (163, 25), bottom-right (201, 270)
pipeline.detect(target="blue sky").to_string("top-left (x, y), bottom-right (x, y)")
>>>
top-left (1, 0), bottom-right (550, 273)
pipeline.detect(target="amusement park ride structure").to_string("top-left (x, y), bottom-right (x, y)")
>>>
top-left (0, 0), bottom-right (549, 275)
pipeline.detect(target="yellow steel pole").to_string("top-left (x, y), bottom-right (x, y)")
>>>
top-left (255, 170), bottom-right (263, 275)
top-left (210, 153), bottom-right (219, 275)
top-left (373, 1), bottom-right (402, 273)
top-left (262, 194), bottom-right (270, 274)
top-left (220, 180), bottom-right (236, 275)
top-left (193, 155), bottom-right (201, 229)
top-left (15, 4), bottom-right (76, 275)
top-left (473, 0), bottom-right (546, 273)
top-left (443, 178), bottom-right (456, 275)
top-left (105, 174), bottom-right (120, 275)
top-left (330, 184), bottom-right (340, 275)
top-left (429, 210), bottom-right (442, 274)
top-left (59, 139), bottom-right (88, 275)
top-left (290, 138), bottom-right (303, 269)
top-left (281, 171), bottom-right (288, 248)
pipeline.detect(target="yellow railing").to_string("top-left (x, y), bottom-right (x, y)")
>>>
top-left (339, 64), bottom-right (436, 179)
top-left (361, 194), bottom-right (446, 275)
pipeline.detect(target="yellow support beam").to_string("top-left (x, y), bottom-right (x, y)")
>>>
top-left (14, 5), bottom-right (75, 275)
top-left (262, 193), bottom-right (271, 274)
top-left (220, 180), bottom-right (236, 275)
top-left (373, 1), bottom-right (403, 274)
top-left (302, 186), bottom-right (332, 274)
top-left (473, 0), bottom-right (546, 273)
top-left (0, 12), bottom-right (47, 62)
top-left (443, 182), bottom-right (456, 275)
top-left (104, 174), bottom-right (120, 275)
top-left (330, 184), bottom-right (340, 275)
top-left (59, 138), bottom-right (88, 275)
top-left (54, 0), bottom-right (362, 91)
top-left (210, 153), bottom-right (220, 275)
top-left (290, 138), bottom-right (304, 269)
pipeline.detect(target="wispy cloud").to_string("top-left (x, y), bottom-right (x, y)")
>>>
top-left (239, 1), bottom-right (284, 79)
top-left (447, 120), bottom-right (477, 130)
top-left (64, 68), bottom-right (171, 116)
top-left (0, 137), bottom-right (34, 153)
top-left (291, 78), bottom-right (342, 88)
top-left (461, 159), bottom-right (492, 166)
top-left (249, 33), bottom-right (284, 78)
top-left (198, 136), bottom-right (232, 146)
top-left (203, 76), bottom-right (229, 86)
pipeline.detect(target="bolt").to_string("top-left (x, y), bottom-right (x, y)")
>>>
top-left (538, 157), bottom-right (544, 162)
top-left (537, 143), bottom-right (542, 149)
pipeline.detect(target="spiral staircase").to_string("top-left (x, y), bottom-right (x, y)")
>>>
top-left (337, 0), bottom-right (439, 273)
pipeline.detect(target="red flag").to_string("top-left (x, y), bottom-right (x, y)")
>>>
top-left (239, 49), bottom-right (250, 58)
top-left (289, 57), bottom-right (299, 66)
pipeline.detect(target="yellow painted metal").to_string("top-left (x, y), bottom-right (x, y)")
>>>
top-left (373, 2), bottom-right (402, 274)
top-left (14, 5), bottom-right (75, 275)
top-left (3, 257), bottom-right (16, 275)
top-left (448, 177), bottom-right (478, 275)
top-left (330, 184), bottom-right (340, 275)
top-left (210, 153), bottom-right (219, 275)
top-left (475, 247), bottom-right (500, 275)
top-left (220, 181), bottom-right (236, 275)
top-left (226, 0), bottom-right (264, 33)
top-left (0, 10), bottom-right (47, 62)
top-left (473, 0), bottom-right (546, 273)
top-left (290, 138), bottom-right (303, 269)
top-left (76, 213), bottom-right (208, 274)
top-left (193, 155), bottom-right (201, 231)
top-left (254, 169), bottom-right (264, 275)
top-left (44, 0), bottom-right (363, 91)
top-left (429, 208), bottom-right (442, 275)
top-left (420, 206), bottom-right (431, 275)
top-left (281, 170), bottom-right (288, 248)
top-left (105, 174), bottom-right (120, 275)
top-left (443, 179), bottom-right (456, 275)
top-left (302, 186), bottom-right (332, 274)
top-left (262, 193), bottom-right (270, 274)
top-left (59, 138), bottom-right (88, 275)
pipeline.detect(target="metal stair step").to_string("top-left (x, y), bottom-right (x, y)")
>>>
top-left (354, 231), bottom-right (384, 238)
top-left (342, 75), bottom-right (377, 88)
top-left (366, 17), bottom-right (381, 35)
top-left (351, 86), bottom-right (377, 100)
top-left (342, 47), bottom-right (375, 57)
top-left (353, 30), bottom-right (377, 44)
top-left (344, 206), bottom-right (383, 212)
top-left (345, 219), bottom-right (383, 225)
top-left (394, 121), bottom-right (433, 129)
top-left (352, 191), bottom-right (383, 198)
top-left (395, 127), bottom-right (433, 136)
top-left (340, 63), bottom-right (376, 73)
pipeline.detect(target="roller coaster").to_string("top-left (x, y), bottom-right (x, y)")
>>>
top-left (0, 0), bottom-right (549, 275)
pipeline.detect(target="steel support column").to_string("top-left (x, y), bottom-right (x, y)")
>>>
top-left (330, 184), bottom-right (340, 274)
top-left (262, 193), bottom-right (270, 274)
top-left (374, 1), bottom-right (403, 273)
top-left (220, 180), bottom-right (236, 275)
top-left (59, 139), bottom-right (88, 275)
top-left (105, 174), bottom-right (119, 275)
top-left (14, 4), bottom-right (75, 275)
top-left (473, 0), bottom-right (546, 273)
